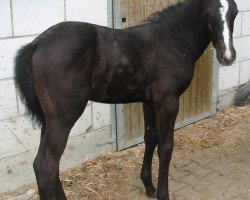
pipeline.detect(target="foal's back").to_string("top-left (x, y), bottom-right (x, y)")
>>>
top-left (32, 21), bottom-right (193, 104)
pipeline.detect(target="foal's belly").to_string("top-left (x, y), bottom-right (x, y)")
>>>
top-left (90, 70), bottom-right (146, 104)
top-left (90, 83), bottom-right (146, 104)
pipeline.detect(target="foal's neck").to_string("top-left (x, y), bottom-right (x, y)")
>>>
top-left (159, 0), bottom-right (211, 63)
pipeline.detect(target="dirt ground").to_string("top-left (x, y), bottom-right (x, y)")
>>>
top-left (1, 104), bottom-right (250, 200)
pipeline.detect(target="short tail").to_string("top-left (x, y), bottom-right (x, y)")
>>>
top-left (14, 43), bottom-right (45, 127)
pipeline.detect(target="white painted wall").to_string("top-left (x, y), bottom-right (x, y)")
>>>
top-left (218, 0), bottom-right (250, 108)
top-left (0, 0), bottom-right (111, 193)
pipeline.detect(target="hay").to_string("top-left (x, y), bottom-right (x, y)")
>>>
top-left (175, 105), bottom-right (250, 152)
top-left (3, 104), bottom-right (250, 200)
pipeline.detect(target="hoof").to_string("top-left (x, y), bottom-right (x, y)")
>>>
top-left (146, 187), bottom-right (156, 198)
top-left (156, 194), bottom-right (169, 200)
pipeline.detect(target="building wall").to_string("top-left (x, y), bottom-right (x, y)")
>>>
top-left (218, 0), bottom-right (250, 109)
top-left (0, 0), bottom-right (112, 193)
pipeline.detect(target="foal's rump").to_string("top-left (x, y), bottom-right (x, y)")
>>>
top-left (14, 22), bottom-right (102, 126)
top-left (32, 22), bottom-right (99, 69)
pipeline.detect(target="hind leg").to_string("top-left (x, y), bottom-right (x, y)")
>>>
top-left (36, 121), bottom-right (68, 199)
top-left (140, 102), bottom-right (158, 197)
top-left (33, 97), bottom-right (88, 200)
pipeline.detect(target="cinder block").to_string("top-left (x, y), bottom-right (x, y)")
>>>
top-left (240, 60), bottom-right (250, 84)
top-left (5, 115), bottom-right (40, 151)
top-left (218, 89), bottom-right (237, 110)
top-left (70, 104), bottom-right (92, 138)
top-left (0, 0), bottom-right (12, 38)
top-left (234, 0), bottom-right (250, 12)
top-left (233, 13), bottom-right (241, 38)
top-left (233, 36), bottom-right (250, 62)
top-left (66, 0), bottom-right (108, 26)
top-left (0, 118), bottom-right (27, 159)
top-left (219, 63), bottom-right (240, 91)
top-left (92, 102), bottom-right (111, 130)
top-left (0, 79), bottom-right (17, 120)
top-left (0, 36), bottom-right (36, 79)
top-left (12, 0), bottom-right (64, 36)
top-left (242, 12), bottom-right (250, 36)
top-left (0, 149), bottom-right (37, 193)
top-left (62, 126), bottom-right (112, 170)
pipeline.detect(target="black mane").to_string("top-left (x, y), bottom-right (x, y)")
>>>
top-left (147, 0), bottom-right (190, 22)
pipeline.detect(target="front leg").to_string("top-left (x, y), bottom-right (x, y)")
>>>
top-left (153, 95), bottom-right (179, 200)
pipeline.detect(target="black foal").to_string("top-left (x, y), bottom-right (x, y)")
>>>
top-left (14, 0), bottom-right (238, 199)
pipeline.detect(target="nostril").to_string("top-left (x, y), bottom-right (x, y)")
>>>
top-left (217, 49), bottom-right (236, 65)
top-left (230, 56), bottom-right (236, 63)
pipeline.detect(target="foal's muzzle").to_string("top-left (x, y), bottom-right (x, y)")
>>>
top-left (217, 48), bottom-right (236, 66)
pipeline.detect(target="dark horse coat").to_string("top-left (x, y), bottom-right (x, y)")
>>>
top-left (14, 0), bottom-right (238, 199)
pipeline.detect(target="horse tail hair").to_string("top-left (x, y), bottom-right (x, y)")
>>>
top-left (14, 42), bottom-right (45, 127)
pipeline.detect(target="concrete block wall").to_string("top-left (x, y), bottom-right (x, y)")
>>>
top-left (0, 0), bottom-right (112, 193)
top-left (218, 0), bottom-right (250, 109)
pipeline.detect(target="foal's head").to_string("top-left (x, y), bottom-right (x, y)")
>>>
top-left (202, 0), bottom-right (238, 66)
